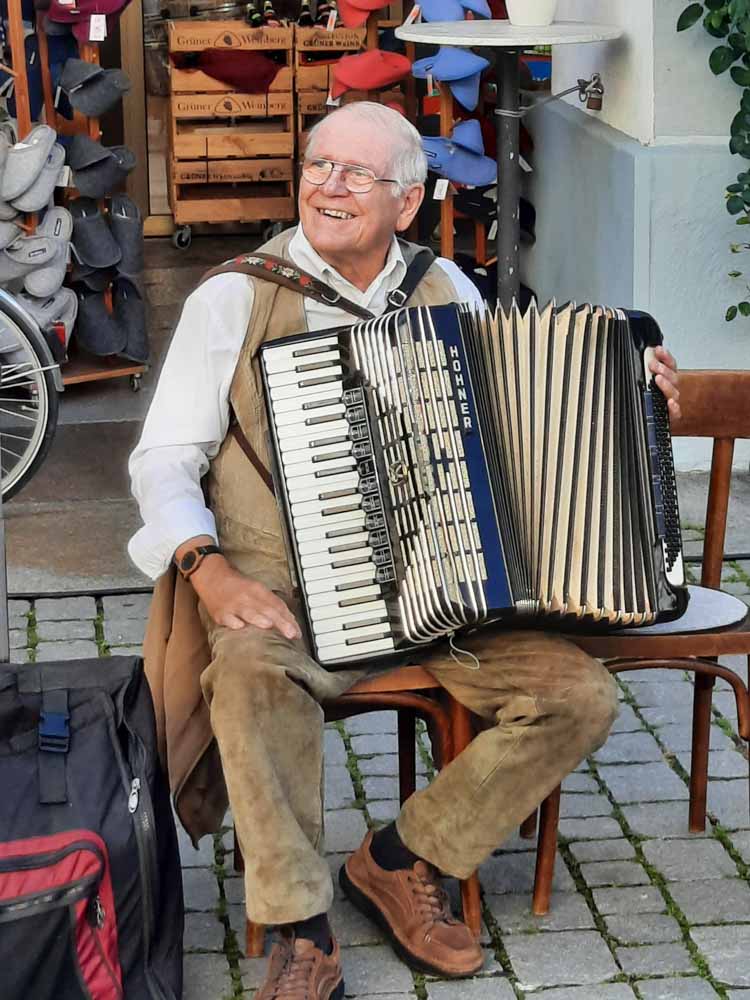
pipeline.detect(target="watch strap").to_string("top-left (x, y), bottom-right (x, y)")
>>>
top-left (177, 544), bottom-right (222, 580)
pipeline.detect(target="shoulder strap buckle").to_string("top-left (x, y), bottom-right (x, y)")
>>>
top-left (39, 709), bottom-right (70, 754)
top-left (387, 288), bottom-right (408, 308)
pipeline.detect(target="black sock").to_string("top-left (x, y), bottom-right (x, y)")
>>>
top-left (370, 821), bottom-right (421, 872)
top-left (290, 912), bottom-right (332, 953)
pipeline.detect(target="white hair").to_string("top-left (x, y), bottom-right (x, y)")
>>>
top-left (305, 102), bottom-right (427, 192)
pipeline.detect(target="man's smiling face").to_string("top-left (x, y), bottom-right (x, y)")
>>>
top-left (298, 112), bottom-right (422, 278)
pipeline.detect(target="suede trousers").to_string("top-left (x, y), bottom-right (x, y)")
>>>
top-left (199, 598), bottom-right (619, 926)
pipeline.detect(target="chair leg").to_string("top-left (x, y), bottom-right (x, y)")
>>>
top-left (234, 827), bottom-right (244, 873)
top-left (532, 786), bottom-right (561, 916)
top-left (520, 810), bottom-right (538, 840)
top-left (689, 673), bottom-right (716, 832)
top-left (459, 872), bottom-right (483, 938)
top-left (246, 919), bottom-right (266, 958)
top-left (397, 708), bottom-right (417, 805)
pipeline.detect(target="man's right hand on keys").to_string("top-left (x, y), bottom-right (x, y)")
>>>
top-left (174, 536), bottom-right (302, 640)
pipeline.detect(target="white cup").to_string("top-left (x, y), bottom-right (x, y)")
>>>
top-left (506, 0), bottom-right (558, 26)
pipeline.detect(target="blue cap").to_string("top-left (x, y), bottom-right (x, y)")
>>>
top-left (458, 0), bottom-right (491, 16)
top-left (422, 136), bottom-right (496, 186)
top-left (420, 0), bottom-right (465, 19)
top-left (412, 47), bottom-right (490, 110)
top-left (451, 119), bottom-right (484, 156)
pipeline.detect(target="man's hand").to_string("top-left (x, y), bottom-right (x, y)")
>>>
top-left (650, 345), bottom-right (681, 421)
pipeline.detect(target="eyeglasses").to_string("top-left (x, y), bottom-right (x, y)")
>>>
top-left (301, 157), bottom-right (399, 194)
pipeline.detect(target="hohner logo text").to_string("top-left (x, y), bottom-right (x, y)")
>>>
top-left (449, 345), bottom-right (473, 433)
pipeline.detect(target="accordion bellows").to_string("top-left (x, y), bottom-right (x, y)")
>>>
top-left (261, 301), bottom-right (688, 669)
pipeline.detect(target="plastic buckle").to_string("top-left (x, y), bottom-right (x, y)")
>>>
top-left (38, 710), bottom-right (70, 753)
top-left (387, 289), bottom-right (408, 307)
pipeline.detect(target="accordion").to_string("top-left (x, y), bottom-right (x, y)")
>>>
top-left (260, 301), bottom-right (688, 669)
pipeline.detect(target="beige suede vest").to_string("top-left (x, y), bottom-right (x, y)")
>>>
top-left (206, 228), bottom-right (461, 590)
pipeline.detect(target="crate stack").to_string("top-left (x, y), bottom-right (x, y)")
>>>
top-left (167, 21), bottom-right (296, 235)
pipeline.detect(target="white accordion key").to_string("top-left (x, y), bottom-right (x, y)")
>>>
top-left (271, 388), bottom-right (342, 415)
top-left (309, 595), bottom-right (385, 623)
top-left (273, 402), bottom-right (346, 428)
top-left (318, 637), bottom-right (395, 662)
top-left (307, 583), bottom-right (381, 608)
top-left (295, 513), bottom-right (367, 541)
top-left (262, 337), bottom-right (340, 373)
top-left (278, 420), bottom-right (350, 449)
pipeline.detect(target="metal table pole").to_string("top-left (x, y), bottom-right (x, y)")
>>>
top-left (496, 48), bottom-right (521, 311)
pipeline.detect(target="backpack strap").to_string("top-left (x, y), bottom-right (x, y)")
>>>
top-left (38, 687), bottom-right (70, 804)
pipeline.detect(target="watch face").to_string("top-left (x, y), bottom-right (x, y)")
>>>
top-left (181, 551), bottom-right (197, 572)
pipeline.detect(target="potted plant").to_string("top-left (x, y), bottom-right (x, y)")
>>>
top-left (506, 0), bottom-right (558, 26)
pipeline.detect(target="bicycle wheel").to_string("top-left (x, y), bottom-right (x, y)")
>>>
top-left (0, 306), bottom-right (59, 501)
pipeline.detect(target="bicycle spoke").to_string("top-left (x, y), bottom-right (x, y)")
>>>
top-left (0, 406), bottom-right (37, 423)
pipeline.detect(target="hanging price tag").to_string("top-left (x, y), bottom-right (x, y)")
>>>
top-left (326, 90), bottom-right (341, 107)
top-left (56, 165), bottom-right (72, 188)
top-left (402, 4), bottom-right (421, 25)
top-left (54, 84), bottom-right (62, 108)
top-left (326, 7), bottom-right (337, 30)
top-left (29, 51), bottom-right (36, 65)
top-left (426, 72), bottom-right (433, 95)
top-left (433, 178), bottom-right (449, 200)
top-left (89, 13), bottom-right (107, 40)
top-left (488, 219), bottom-right (497, 241)
top-left (519, 155), bottom-right (532, 173)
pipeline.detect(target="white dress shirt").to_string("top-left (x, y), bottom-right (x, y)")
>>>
top-left (128, 225), bottom-right (483, 580)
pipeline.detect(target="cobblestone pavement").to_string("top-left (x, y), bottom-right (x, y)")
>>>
top-left (12, 554), bottom-right (750, 1000)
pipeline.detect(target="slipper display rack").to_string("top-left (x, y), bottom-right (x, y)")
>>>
top-left (168, 21), bottom-right (296, 247)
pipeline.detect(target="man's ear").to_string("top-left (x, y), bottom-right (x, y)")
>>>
top-left (396, 184), bottom-right (425, 232)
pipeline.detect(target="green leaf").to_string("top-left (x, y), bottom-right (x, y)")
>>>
top-left (705, 0), bottom-right (724, 9)
top-left (729, 269), bottom-right (743, 276)
top-left (738, 300), bottom-right (750, 314)
top-left (710, 44), bottom-right (737, 72)
top-left (731, 65), bottom-right (750, 84)
top-left (730, 134), bottom-right (743, 153)
top-left (732, 110), bottom-right (745, 134)
top-left (737, 215), bottom-right (750, 223)
top-left (704, 17), bottom-right (729, 35)
top-left (678, 1), bottom-right (704, 28)
top-left (728, 194), bottom-right (745, 212)
top-left (729, 31), bottom-right (747, 49)
top-left (726, 305), bottom-right (739, 320)
top-left (728, 182), bottom-right (745, 191)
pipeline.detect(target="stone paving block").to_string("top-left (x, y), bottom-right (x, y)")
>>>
top-left (504, 929), bottom-right (619, 989)
top-left (357, 755), bottom-right (400, 776)
top-left (182, 868), bottom-right (220, 911)
top-left (560, 793), bottom-right (613, 818)
top-left (367, 800), bottom-right (399, 825)
top-left (728, 831), bottom-right (750, 865)
top-left (102, 593), bottom-right (152, 618)
top-left (9, 599), bottom-right (30, 626)
top-left (605, 912), bottom-right (682, 945)
top-left (325, 808), bottom-right (368, 853)
top-left (325, 765), bottom-right (357, 809)
top-left (657, 723), bottom-right (735, 753)
top-left (488, 891), bottom-right (595, 934)
top-left (668, 878), bottom-right (750, 924)
top-left (610, 703), bottom-right (643, 733)
top-left (592, 885), bottom-right (666, 916)
top-left (340, 944), bottom-right (415, 995)
top-left (626, 668), bottom-right (691, 685)
top-left (642, 705), bottom-right (695, 729)
top-left (713, 690), bottom-right (740, 720)
top-left (620, 803), bottom-right (709, 839)
top-left (104, 617), bottom-right (146, 645)
top-left (691, 925), bottom-right (750, 987)
top-left (182, 954), bottom-right (233, 999)
top-left (12, 648), bottom-right (31, 662)
top-left (479, 850), bottom-right (575, 894)
top-left (579, 859), bottom-right (650, 887)
top-left (563, 773), bottom-right (599, 793)
top-left (569, 839), bottom-right (635, 864)
top-left (107, 645), bottom-right (142, 656)
top-left (677, 750), bottom-right (748, 779)
top-left (36, 619), bottom-right (96, 641)
top-left (35, 596), bottom-right (97, 620)
top-left (641, 839), bottom-right (738, 882)
top-left (183, 910), bottom-right (225, 952)
top-left (593, 731), bottom-right (664, 764)
top-left (707, 780), bottom-right (750, 830)
top-left (426, 978), bottom-right (515, 999)
top-left (530, 987), bottom-right (636, 1000)
top-left (363, 776), bottom-right (399, 801)
top-left (9, 629), bottom-right (25, 649)
top-left (329, 894), bottom-right (385, 947)
top-left (345, 711), bottom-right (397, 735)
top-left (625, 680), bottom-right (694, 708)
top-left (559, 817), bottom-right (624, 841)
top-left (324, 727), bottom-right (348, 765)
top-left (636, 981), bottom-right (720, 1000)
top-left (598, 763), bottom-right (688, 803)
top-left (354, 996), bottom-right (416, 1000)
top-left (33, 640), bottom-right (100, 661)
top-left (616, 941), bottom-right (695, 976)
top-left (350, 733), bottom-right (398, 756)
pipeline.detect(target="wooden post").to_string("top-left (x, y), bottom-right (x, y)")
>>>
top-left (439, 87), bottom-right (453, 260)
top-left (6, 0), bottom-right (31, 138)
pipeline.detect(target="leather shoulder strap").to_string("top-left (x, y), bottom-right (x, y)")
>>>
top-left (198, 252), bottom-right (375, 321)
top-left (230, 422), bottom-right (274, 495)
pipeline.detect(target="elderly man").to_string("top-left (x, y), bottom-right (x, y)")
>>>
top-left (130, 102), bottom-right (681, 1000)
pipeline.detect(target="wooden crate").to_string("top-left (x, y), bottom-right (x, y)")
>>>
top-left (170, 64), bottom-right (293, 95)
top-left (297, 87), bottom-right (405, 153)
top-left (172, 157), bottom-right (293, 184)
top-left (168, 21), bottom-right (293, 53)
top-left (170, 183), bottom-right (296, 225)
top-left (172, 120), bottom-right (295, 159)
top-left (294, 25), bottom-right (366, 91)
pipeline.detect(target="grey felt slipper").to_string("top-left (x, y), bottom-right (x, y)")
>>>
top-left (24, 206), bottom-right (73, 297)
top-left (0, 135), bottom-right (18, 221)
top-left (73, 145), bottom-right (136, 199)
top-left (110, 194), bottom-right (143, 275)
top-left (67, 134), bottom-right (111, 171)
top-left (0, 217), bottom-right (22, 251)
top-left (61, 59), bottom-right (131, 118)
top-left (19, 286), bottom-right (77, 330)
top-left (11, 143), bottom-right (65, 213)
top-left (74, 286), bottom-right (127, 356)
top-left (0, 125), bottom-right (57, 201)
top-left (0, 235), bottom-right (57, 285)
top-left (70, 197), bottom-right (121, 268)
top-left (113, 275), bottom-right (148, 362)
top-left (71, 259), bottom-right (117, 291)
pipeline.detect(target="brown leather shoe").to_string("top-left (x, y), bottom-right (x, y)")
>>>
top-left (340, 831), bottom-right (483, 978)
top-left (255, 931), bottom-right (344, 999)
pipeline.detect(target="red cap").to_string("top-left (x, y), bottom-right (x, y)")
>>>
top-left (330, 50), bottom-right (411, 99)
top-left (337, 0), bottom-right (388, 27)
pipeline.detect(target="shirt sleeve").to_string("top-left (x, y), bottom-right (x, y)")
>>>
top-left (434, 257), bottom-right (485, 308)
top-left (128, 273), bottom-right (255, 580)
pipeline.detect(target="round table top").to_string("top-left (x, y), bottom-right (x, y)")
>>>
top-left (395, 19), bottom-right (622, 46)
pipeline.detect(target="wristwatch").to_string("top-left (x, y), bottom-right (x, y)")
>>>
top-left (176, 544), bottom-right (222, 580)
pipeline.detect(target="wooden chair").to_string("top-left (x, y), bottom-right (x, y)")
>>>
top-left (525, 369), bottom-right (750, 915)
top-left (240, 665), bottom-right (482, 958)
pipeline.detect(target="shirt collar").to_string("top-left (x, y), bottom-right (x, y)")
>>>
top-left (289, 224), bottom-right (407, 305)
